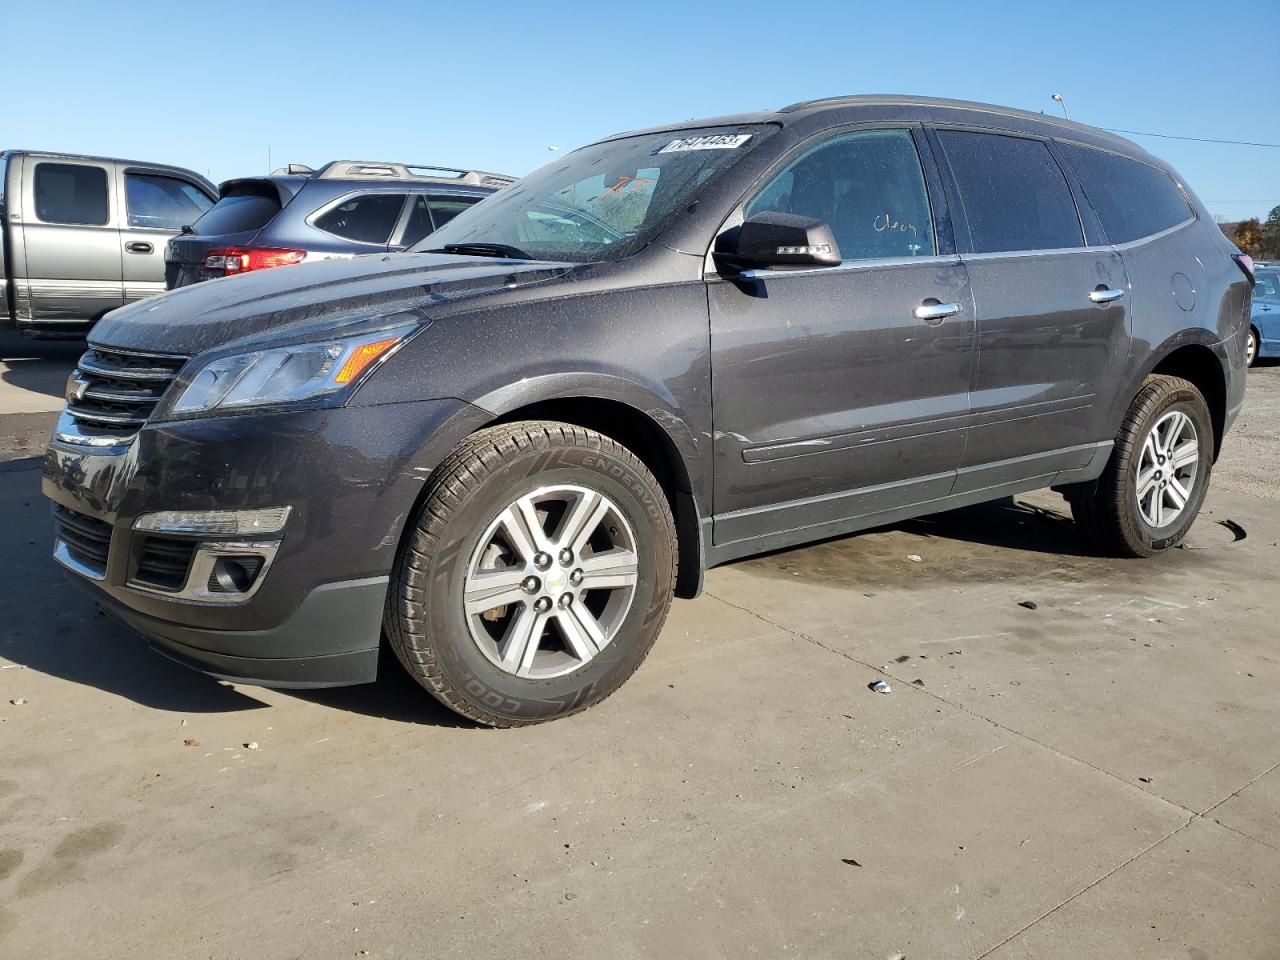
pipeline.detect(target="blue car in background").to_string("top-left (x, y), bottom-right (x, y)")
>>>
top-left (1250, 265), bottom-right (1280, 366)
top-left (164, 160), bottom-right (515, 289)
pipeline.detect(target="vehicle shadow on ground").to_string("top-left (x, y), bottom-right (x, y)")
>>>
top-left (5, 496), bottom-right (1090, 727)
top-left (3, 496), bottom-right (470, 725)
top-left (0, 331), bottom-right (83, 401)
top-left (287, 648), bottom-right (475, 728)
top-left (898, 496), bottom-right (1094, 556)
top-left (5, 582), bottom-right (476, 727)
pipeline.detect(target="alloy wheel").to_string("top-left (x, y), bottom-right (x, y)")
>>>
top-left (463, 484), bottom-right (639, 678)
top-left (1135, 409), bottom-right (1199, 529)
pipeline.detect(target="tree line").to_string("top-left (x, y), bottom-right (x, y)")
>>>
top-left (1222, 205), bottom-right (1280, 259)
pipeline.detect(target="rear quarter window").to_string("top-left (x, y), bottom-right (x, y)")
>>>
top-left (313, 193), bottom-right (406, 245)
top-left (936, 131), bottom-right (1083, 254)
top-left (1057, 144), bottom-right (1193, 244)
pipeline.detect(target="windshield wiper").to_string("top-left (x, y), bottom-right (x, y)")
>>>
top-left (426, 242), bottom-right (533, 260)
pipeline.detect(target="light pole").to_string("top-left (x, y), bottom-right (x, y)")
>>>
top-left (1051, 93), bottom-right (1070, 120)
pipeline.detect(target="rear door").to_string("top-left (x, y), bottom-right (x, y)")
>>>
top-left (118, 167), bottom-right (213, 302)
top-left (21, 156), bottom-right (123, 326)
top-left (929, 128), bottom-right (1132, 491)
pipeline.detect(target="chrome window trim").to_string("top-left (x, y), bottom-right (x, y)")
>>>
top-left (733, 254), bottom-right (961, 282)
top-left (960, 244), bottom-right (1097, 263)
top-left (1111, 216), bottom-right (1196, 252)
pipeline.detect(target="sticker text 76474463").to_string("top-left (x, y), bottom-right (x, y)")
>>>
top-left (656, 134), bottom-right (753, 154)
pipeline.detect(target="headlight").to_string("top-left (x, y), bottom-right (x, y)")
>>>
top-left (172, 325), bottom-right (414, 415)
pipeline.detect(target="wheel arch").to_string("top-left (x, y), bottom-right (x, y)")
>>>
top-left (1142, 336), bottom-right (1228, 460)
top-left (469, 375), bottom-right (707, 599)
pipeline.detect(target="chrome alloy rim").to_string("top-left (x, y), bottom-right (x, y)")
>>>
top-left (463, 485), bottom-right (639, 678)
top-left (1135, 409), bottom-right (1199, 529)
top-left (1246, 330), bottom-right (1256, 366)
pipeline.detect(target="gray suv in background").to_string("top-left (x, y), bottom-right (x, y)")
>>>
top-left (165, 161), bottom-right (514, 288)
top-left (44, 95), bottom-right (1253, 728)
top-left (0, 150), bottom-right (215, 337)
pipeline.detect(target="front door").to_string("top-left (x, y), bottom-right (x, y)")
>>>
top-left (708, 127), bottom-right (976, 549)
top-left (930, 129), bottom-right (1132, 491)
top-left (119, 167), bottom-right (214, 304)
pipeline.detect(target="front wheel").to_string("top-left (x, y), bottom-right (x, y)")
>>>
top-left (385, 422), bottom-right (677, 726)
top-left (1247, 326), bottom-right (1259, 367)
top-left (1067, 375), bottom-right (1213, 557)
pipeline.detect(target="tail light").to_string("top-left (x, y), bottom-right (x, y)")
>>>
top-left (1234, 253), bottom-right (1256, 287)
top-left (204, 247), bottom-right (307, 275)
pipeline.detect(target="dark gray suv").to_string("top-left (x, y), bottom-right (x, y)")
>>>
top-left (44, 96), bottom-right (1253, 726)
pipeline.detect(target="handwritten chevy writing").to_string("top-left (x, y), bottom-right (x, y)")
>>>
top-left (657, 134), bottom-right (753, 153)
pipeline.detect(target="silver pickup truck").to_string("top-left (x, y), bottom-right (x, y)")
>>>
top-left (1, 150), bottom-right (216, 337)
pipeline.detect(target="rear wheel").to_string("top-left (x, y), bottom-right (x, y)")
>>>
top-left (386, 421), bottom-right (677, 726)
top-left (1247, 326), bottom-right (1259, 367)
top-left (1067, 375), bottom-right (1213, 557)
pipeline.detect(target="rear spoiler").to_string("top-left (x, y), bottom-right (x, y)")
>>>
top-left (217, 177), bottom-right (306, 206)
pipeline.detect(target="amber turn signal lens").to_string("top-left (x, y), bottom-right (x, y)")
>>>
top-left (334, 337), bottom-right (402, 384)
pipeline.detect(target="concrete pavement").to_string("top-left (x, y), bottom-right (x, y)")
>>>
top-left (1, 341), bottom-right (1277, 959)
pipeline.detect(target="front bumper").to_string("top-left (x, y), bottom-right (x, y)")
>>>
top-left (82, 574), bottom-right (387, 687)
top-left (43, 397), bottom-right (488, 686)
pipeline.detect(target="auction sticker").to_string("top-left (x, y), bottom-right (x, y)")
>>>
top-left (657, 134), bottom-right (752, 153)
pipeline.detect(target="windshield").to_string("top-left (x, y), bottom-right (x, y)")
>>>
top-left (412, 125), bottom-right (773, 262)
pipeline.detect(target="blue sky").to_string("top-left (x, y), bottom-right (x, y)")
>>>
top-left (7, 0), bottom-right (1277, 221)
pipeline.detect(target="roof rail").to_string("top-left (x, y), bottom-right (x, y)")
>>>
top-left (311, 160), bottom-right (516, 187)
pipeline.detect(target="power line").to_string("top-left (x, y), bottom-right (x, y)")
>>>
top-left (1101, 126), bottom-right (1280, 149)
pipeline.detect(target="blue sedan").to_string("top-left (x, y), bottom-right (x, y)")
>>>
top-left (1250, 267), bottom-right (1280, 366)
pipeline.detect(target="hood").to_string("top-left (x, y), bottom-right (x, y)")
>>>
top-left (90, 253), bottom-right (577, 355)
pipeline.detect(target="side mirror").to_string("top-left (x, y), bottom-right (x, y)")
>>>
top-left (716, 212), bottom-right (842, 272)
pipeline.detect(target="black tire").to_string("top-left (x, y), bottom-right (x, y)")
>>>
top-left (1066, 375), bottom-right (1214, 557)
top-left (385, 421), bottom-right (677, 727)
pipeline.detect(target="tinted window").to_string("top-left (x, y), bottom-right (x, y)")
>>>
top-left (125, 173), bottom-right (212, 229)
top-left (746, 129), bottom-right (935, 260)
top-left (401, 196), bottom-right (435, 247)
top-left (194, 190), bottom-right (281, 235)
top-left (34, 162), bottom-right (109, 225)
top-left (937, 131), bottom-right (1083, 253)
top-left (428, 195), bottom-right (477, 228)
top-left (1058, 144), bottom-right (1193, 244)
top-left (1256, 271), bottom-right (1280, 301)
top-left (314, 193), bottom-right (405, 245)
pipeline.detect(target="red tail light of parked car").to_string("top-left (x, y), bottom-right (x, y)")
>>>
top-left (204, 247), bottom-right (307, 275)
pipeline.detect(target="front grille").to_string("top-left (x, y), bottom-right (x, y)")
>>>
top-left (133, 535), bottom-right (199, 591)
top-left (64, 347), bottom-right (188, 440)
top-left (53, 505), bottom-right (113, 576)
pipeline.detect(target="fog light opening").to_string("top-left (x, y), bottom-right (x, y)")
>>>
top-left (210, 555), bottom-right (264, 594)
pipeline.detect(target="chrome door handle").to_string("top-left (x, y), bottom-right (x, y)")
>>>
top-left (125, 241), bottom-right (154, 255)
top-left (1089, 287), bottom-right (1125, 304)
top-left (914, 300), bottom-right (961, 324)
